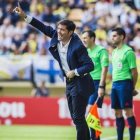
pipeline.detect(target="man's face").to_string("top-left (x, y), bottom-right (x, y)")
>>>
top-left (82, 32), bottom-right (93, 48)
top-left (111, 31), bottom-right (122, 46)
top-left (57, 24), bottom-right (72, 42)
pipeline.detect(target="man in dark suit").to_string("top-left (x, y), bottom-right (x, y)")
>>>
top-left (13, 3), bottom-right (95, 140)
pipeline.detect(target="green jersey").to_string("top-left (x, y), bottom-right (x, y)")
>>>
top-left (88, 45), bottom-right (109, 80)
top-left (112, 44), bottom-right (137, 82)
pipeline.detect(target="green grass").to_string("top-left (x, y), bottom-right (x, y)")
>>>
top-left (0, 125), bottom-right (140, 140)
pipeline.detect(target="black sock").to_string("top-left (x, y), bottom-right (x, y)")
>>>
top-left (127, 116), bottom-right (136, 140)
top-left (116, 117), bottom-right (125, 140)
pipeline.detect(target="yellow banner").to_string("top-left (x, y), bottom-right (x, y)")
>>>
top-left (0, 56), bottom-right (31, 80)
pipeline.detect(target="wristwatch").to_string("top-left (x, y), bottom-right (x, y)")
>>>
top-left (99, 85), bottom-right (105, 89)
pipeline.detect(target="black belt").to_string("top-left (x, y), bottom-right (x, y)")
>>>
top-left (66, 78), bottom-right (73, 82)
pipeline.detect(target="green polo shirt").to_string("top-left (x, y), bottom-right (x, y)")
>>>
top-left (112, 44), bottom-right (137, 82)
top-left (88, 45), bottom-right (109, 80)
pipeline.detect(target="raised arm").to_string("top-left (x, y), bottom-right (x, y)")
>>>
top-left (13, 3), bottom-right (56, 38)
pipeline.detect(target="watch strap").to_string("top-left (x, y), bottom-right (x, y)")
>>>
top-left (99, 85), bottom-right (105, 89)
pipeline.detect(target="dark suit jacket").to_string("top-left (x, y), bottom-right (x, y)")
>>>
top-left (30, 18), bottom-right (95, 98)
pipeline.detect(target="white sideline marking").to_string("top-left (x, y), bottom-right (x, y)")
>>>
top-left (101, 131), bottom-right (140, 140)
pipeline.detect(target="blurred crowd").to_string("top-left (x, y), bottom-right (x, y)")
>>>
top-left (0, 0), bottom-right (140, 57)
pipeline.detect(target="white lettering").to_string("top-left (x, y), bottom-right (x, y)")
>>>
top-left (18, 102), bottom-right (26, 118)
top-left (11, 102), bottom-right (18, 118)
top-left (57, 98), bottom-right (71, 119)
top-left (0, 102), bottom-right (11, 118)
top-left (0, 102), bottom-right (26, 118)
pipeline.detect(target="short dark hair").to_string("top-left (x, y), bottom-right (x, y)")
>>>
top-left (82, 30), bottom-right (96, 41)
top-left (112, 27), bottom-right (126, 40)
top-left (58, 19), bottom-right (76, 32)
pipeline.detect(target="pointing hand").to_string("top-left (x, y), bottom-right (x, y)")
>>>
top-left (13, 2), bottom-right (27, 18)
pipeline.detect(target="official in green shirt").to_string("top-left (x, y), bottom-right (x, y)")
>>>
top-left (111, 27), bottom-right (138, 140)
top-left (82, 30), bottom-right (109, 140)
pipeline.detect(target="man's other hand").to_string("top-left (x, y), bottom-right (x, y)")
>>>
top-left (66, 70), bottom-right (75, 78)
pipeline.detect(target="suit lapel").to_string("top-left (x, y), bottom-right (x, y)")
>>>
top-left (49, 45), bottom-right (63, 69)
top-left (49, 35), bottom-right (74, 72)
top-left (67, 37), bottom-right (74, 70)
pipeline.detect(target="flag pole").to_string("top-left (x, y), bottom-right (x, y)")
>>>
top-left (94, 96), bottom-right (99, 105)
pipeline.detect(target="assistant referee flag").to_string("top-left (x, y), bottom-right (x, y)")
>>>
top-left (86, 103), bottom-right (102, 138)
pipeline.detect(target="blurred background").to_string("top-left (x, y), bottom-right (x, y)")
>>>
top-left (0, 0), bottom-right (140, 139)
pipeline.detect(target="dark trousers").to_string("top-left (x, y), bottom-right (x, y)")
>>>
top-left (66, 80), bottom-right (90, 140)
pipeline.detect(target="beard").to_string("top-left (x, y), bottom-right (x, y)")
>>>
top-left (112, 40), bottom-right (120, 46)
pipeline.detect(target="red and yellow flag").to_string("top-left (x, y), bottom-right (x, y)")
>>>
top-left (86, 104), bottom-right (102, 138)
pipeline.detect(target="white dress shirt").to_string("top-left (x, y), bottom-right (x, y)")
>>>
top-left (24, 15), bottom-right (79, 76)
top-left (57, 39), bottom-right (71, 75)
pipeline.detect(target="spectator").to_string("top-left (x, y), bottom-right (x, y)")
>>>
top-left (120, 0), bottom-right (135, 9)
top-left (133, 30), bottom-right (140, 57)
top-left (134, 9), bottom-right (140, 34)
top-left (0, 17), bottom-right (15, 37)
top-left (53, 1), bottom-right (70, 19)
top-left (41, 6), bottom-right (57, 29)
top-left (123, 21), bottom-right (133, 45)
top-left (19, 0), bottom-right (30, 14)
top-left (10, 32), bottom-right (27, 54)
top-left (80, 8), bottom-right (98, 32)
top-left (82, 25), bottom-right (92, 31)
top-left (0, 31), bottom-right (12, 55)
top-left (105, 13), bottom-right (118, 30)
top-left (0, 0), bottom-right (6, 9)
top-left (95, 38), bottom-right (108, 49)
top-left (8, 0), bottom-right (17, 7)
top-left (95, 0), bottom-right (109, 17)
top-left (134, 0), bottom-right (140, 10)
top-left (14, 21), bottom-right (30, 39)
top-left (28, 33), bottom-right (38, 53)
top-left (39, 47), bottom-right (47, 55)
top-left (95, 25), bottom-right (107, 40)
top-left (31, 81), bottom-right (50, 97)
top-left (109, 0), bottom-right (124, 18)
top-left (30, 8), bottom-right (42, 21)
top-left (69, 0), bottom-right (84, 9)
top-left (0, 7), bottom-right (6, 25)
top-left (97, 15), bottom-right (106, 29)
top-left (23, 33), bottom-right (38, 56)
top-left (5, 3), bottom-right (19, 24)
top-left (30, 0), bottom-right (43, 15)
top-left (44, 0), bottom-right (58, 7)
top-left (37, 34), bottom-right (50, 55)
top-left (120, 6), bottom-right (136, 27)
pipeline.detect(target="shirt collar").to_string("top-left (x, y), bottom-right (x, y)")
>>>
top-left (60, 37), bottom-right (72, 49)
